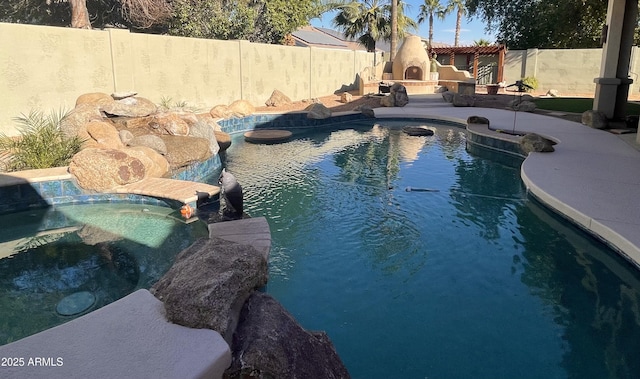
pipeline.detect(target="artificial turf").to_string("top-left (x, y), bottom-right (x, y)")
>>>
top-left (534, 97), bottom-right (640, 116)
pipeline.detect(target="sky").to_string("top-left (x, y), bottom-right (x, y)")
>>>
top-left (310, 0), bottom-right (496, 47)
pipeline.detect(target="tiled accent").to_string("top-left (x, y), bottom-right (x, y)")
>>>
top-left (217, 112), bottom-right (367, 135)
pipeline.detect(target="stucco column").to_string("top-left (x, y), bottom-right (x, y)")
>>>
top-left (593, 0), bottom-right (638, 119)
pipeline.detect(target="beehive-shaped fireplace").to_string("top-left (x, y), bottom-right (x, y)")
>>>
top-left (392, 36), bottom-right (429, 81)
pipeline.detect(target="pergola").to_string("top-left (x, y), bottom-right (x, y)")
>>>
top-left (431, 45), bottom-right (507, 84)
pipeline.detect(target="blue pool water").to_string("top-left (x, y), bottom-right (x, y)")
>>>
top-left (0, 203), bottom-right (207, 345)
top-left (223, 121), bottom-right (640, 379)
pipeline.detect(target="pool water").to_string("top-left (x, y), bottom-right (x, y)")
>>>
top-left (0, 203), bottom-right (208, 345)
top-left (223, 121), bottom-right (640, 379)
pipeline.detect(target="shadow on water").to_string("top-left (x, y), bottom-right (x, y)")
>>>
top-left (0, 174), bottom-right (208, 345)
top-left (517, 199), bottom-right (640, 379)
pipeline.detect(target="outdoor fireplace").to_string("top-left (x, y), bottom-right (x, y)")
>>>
top-left (392, 35), bottom-right (429, 81)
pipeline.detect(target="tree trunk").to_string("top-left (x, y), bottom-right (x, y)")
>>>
top-left (454, 7), bottom-right (461, 46)
top-left (429, 14), bottom-right (434, 50)
top-left (390, 0), bottom-right (398, 61)
top-left (69, 0), bottom-right (91, 29)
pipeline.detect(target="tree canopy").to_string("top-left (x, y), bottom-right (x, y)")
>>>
top-left (466, 0), bottom-right (610, 49)
top-left (331, 0), bottom-right (417, 52)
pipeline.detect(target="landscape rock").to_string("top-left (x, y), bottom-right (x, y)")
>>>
top-left (512, 100), bottom-right (537, 112)
top-left (452, 93), bottom-right (475, 107)
top-left (150, 237), bottom-right (268, 341)
top-left (210, 105), bottom-right (234, 119)
top-left (69, 148), bottom-right (146, 191)
top-left (582, 110), bottom-right (608, 129)
top-left (265, 90), bottom-right (292, 107)
top-left (189, 120), bottom-right (220, 156)
top-left (467, 116), bottom-right (490, 126)
top-left (228, 100), bottom-right (255, 117)
top-left (520, 133), bottom-right (557, 154)
top-left (390, 83), bottom-right (409, 107)
top-left (360, 105), bottom-right (375, 118)
top-left (380, 94), bottom-right (395, 107)
top-left (546, 89), bottom-right (560, 97)
top-left (75, 92), bottom-right (114, 108)
top-left (215, 131), bottom-right (232, 152)
top-left (101, 96), bottom-right (157, 118)
top-left (154, 113), bottom-right (190, 136)
top-left (124, 146), bottom-right (170, 178)
top-left (442, 91), bottom-right (454, 103)
top-left (306, 103), bottom-right (332, 119)
top-left (111, 91), bottom-right (137, 100)
top-left (160, 135), bottom-right (211, 169)
top-left (402, 126), bottom-right (434, 136)
top-left (85, 120), bottom-right (124, 149)
top-left (225, 292), bottom-right (351, 379)
top-left (119, 129), bottom-right (135, 145)
top-left (340, 92), bottom-right (353, 103)
top-left (128, 134), bottom-right (168, 155)
top-left (60, 103), bottom-right (104, 139)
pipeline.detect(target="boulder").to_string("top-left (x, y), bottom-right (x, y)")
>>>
top-left (512, 100), bottom-right (537, 112)
top-left (452, 94), bottom-right (475, 107)
top-left (306, 103), bottom-right (332, 119)
top-left (124, 146), bottom-right (170, 178)
top-left (519, 133), bottom-right (556, 154)
top-left (151, 237), bottom-right (268, 341)
top-left (111, 91), bottom-right (137, 100)
top-left (210, 105), bottom-right (234, 119)
top-left (85, 120), bottom-right (124, 149)
top-left (154, 112), bottom-right (190, 136)
top-left (442, 91), bottom-right (454, 103)
top-left (265, 90), bottom-right (292, 107)
top-left (119, 129), bottom-right (135, 145)
top-left (60, 103), bottom-right (104, 139)
top-left (225, 292), bottom-right (351, 379)
top-left (128, 134), bottom-right (168, 156)
top-left (215, 131), bottom-right (232, 153)
top-left (467, 116), bottom-right (490, 127)
top-left (189, 120), bottom-right (221, 156)
top-left (160, 135), bottom-right (211, 169)
top-left (360, 106), bottom-right (375, 118)
top-left (390, 83), bottom-right (409, 107)
top-left (228, 100), bottom-right (255, 117)
top-left (582, 110), bottom-right (608, 129)
top-left (340, 92), bottom-right (353, 104)
top-left (402, 126), bottom-right (434, 136)
top-left (75, 92), bottom-right (114, 108)
top-left (380, 95), bottom-right (395, 107)
top-left (101, 96), bottom-right (157, 118)
top-left (196, 113), bottom-right (222, 131)
top-left (546, 89), bottom-right (560, 97)
top-left (69, 148), bottom-right (146, 191)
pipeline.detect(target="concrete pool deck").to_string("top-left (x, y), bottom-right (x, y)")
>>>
top-left (374, 94), bottom-right (640, 267)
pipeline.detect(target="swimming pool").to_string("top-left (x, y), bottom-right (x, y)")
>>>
top-left (223, 120), bottom-right (640, 379)
top-left (0, 203), bottom-right (208, 345)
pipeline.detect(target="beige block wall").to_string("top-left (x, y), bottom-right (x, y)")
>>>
top-left (239, 41), bottom-right (310, 106)
top-left (0, 23), bottom-right (377, 136)
top-left (0, 23), bottom-right (114, 134)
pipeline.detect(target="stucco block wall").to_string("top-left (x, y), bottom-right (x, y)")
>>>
top-left (0, 23), bottom-right (114, 131)
top-left (505, 47), bottom-right (640, 96)
top-left (0, 22), bottom-right (377, 136)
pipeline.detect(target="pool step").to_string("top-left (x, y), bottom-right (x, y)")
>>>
top-left (116, 177), bottom-right (220, 205)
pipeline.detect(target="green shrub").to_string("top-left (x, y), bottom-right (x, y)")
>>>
top-left (521, 76), bottom-right (539, 92)
top-left (0, 109), bottom-right (83, 171)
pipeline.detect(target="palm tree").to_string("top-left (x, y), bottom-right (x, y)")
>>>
top-left (390, 0), bottom-right (397, 60)
top-left (446, 0), bottom-right (467, 46)
top-left (417, 0), bottom-right (448, 50)
top-left (473, 38), bottom-right (491, 46)
top-left (332, 0), bottom-right (417, 53)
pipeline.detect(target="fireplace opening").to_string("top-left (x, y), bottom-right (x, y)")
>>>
top-left (404, 66), bottom-right (423, 80)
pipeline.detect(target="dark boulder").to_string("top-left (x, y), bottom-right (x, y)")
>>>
top-left (151, 237), bottom-right (268, 342)
top-left (520, 133), bottom-right (557, 153)
top-left (225, 292), bottom-right (351, 379)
